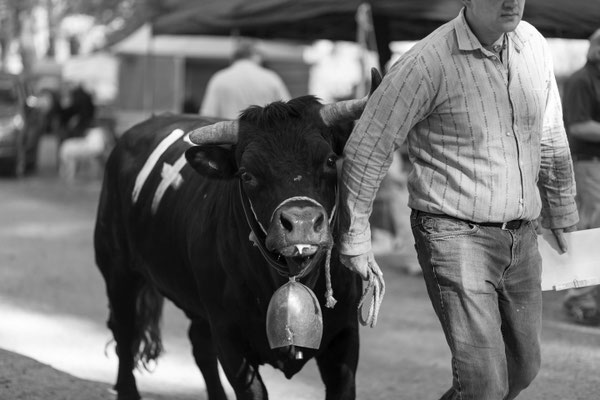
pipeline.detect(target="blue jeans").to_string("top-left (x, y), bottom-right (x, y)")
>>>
top-left (410, 210), bottom-right (542, 400)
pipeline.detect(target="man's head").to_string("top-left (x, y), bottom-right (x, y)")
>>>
top-left (587, 29), bottom-right (600, 63)
top-left (232, 39), bottom-right (263, 65)
top-left (462, 0), bottom-right (525, 46)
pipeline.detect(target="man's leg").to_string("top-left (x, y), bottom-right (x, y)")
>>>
top-left (411, 211), bottom-right (513, 400)
top-left (498, 222), bottom-right (542, 400)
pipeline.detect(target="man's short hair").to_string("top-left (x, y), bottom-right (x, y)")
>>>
top-left (232, 39), bottom-right (260, 61)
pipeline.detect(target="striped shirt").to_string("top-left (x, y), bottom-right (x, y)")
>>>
top-left (338, 9), bottom-right (579, 256)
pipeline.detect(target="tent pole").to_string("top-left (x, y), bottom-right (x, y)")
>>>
top-left (356, 3), bottom-right (379, 97)
top-left (372, 14), bottom-right (391, 73)
top-left (143, 24), bottom-right (156, 113)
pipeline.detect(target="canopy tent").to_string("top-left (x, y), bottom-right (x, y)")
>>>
top-left (149, 0), bottom-right (600, 67)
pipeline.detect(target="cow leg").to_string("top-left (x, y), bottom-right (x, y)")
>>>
top-left (188, 319), bottom-right (228, 400)
top-left (106, 273), bottom-right (143, 400)
top-left (316, 327), bottom-right (359, 400)
top-left (214, 339), bottom-right (268, 400)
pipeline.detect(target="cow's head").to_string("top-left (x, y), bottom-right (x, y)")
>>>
top-left (185, 69), bottom-right (381, 277)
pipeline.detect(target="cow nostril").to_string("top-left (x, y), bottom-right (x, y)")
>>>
top-left (280, 214), bottom-right (293, 232)
top-left (314, 213), bottom-right (325, 232)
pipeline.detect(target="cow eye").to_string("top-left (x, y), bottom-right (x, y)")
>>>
top-left (326, 155), bottom-right (337, 168)
top-left (240, 171), bottom-right (255, 185)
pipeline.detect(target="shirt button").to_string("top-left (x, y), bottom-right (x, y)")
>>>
top-left (506, 131), bottom-right (512, 136)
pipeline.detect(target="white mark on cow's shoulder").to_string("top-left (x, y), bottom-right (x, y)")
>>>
top-left (132, 128), bottom-right (185, 204)
top-left (151, 154), bottom-right (188, 214)
top-left (162, 162), bottom-right (185, 189)
top-left (293, 175), bottom-right (303, 182)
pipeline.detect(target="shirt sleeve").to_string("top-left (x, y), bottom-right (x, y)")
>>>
top-left (275, 76), bottom-right (291, 102)
top-left (563, 71), bottom-right (595, 126)
top-left (337, 55), bottom-right (433, 255)
top-left (199, 78), bottom-right (220, 118)
top-left (537, 41), bottom-right (579, 229)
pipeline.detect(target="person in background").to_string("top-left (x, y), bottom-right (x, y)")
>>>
top-left (337, 1), bottom-right (578, 399)
top-left (199, 39), bottom-right (291, 119)
top-left (561, 28), bottom-right (600, 326)
top-left (60, 83), bottom-right (95, 143)
top-left (182, 95), bottom-right (200, 114)
top-left (57, 83), bottom-right (104, 181)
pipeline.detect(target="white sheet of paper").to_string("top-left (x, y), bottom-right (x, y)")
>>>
top-left (539, 228), bottom-right (600, 291)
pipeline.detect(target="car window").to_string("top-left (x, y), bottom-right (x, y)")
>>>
top-left (0, 81), bottom-right (18, 100)
top-left (0, 81), bottom-right (19, 116)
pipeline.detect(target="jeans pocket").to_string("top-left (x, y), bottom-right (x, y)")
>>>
top-left (415, 214), bottom-right (479, 240)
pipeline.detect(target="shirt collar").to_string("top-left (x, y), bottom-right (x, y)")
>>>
top-left (232, 59), bottom-right (257, 68)
top-left (454, 7), bottom-right (527, 53)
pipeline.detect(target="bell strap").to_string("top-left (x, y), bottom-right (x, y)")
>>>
top-left (239, 181), bottom-right (338, 307)
top-left (239, 181), bottom-right (290, 276)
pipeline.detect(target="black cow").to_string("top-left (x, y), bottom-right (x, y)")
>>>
top-left (94, 70), bottom-right (381, 400)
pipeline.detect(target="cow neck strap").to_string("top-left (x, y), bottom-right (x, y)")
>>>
top-left (238, 181), bottom-right (290, 276)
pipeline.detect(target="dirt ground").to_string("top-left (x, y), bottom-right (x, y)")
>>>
top-left (0, 348), bottom-right (113, 400)
top-left (0, 348), bottom-right (203, 400)
top-left (2, 137), bottom-right (600, 400)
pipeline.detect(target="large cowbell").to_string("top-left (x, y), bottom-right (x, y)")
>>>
top-left (266, 279), bottom-right (323, 350)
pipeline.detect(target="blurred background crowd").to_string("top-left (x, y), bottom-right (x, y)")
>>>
top-left (0, 0), bottom-right (592, 181)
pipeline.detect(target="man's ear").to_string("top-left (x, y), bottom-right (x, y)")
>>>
top-left (185, 145), bottom-right (237, 179)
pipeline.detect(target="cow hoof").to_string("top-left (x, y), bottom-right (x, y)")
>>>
top-left (108, 387), bottom-right (141, 400)
top-left (117, 394), bottom-right (142, 400)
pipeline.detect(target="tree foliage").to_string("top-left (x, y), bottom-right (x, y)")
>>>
top-left (66, 0), bottom-right (144, 25)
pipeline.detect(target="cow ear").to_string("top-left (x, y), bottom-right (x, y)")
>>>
top-left (185, 145), bottom-right (237, 179)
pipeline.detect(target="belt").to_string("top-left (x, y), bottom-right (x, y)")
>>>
top-left (412, 210), bottom-right (527, 230)
top-left (477, 220), bottom-right (526, 230)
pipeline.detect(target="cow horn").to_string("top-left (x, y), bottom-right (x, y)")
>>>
top-left (319, 96), bottom-right (368, 127)
top-left (186, 121), bottom-right (239, 145)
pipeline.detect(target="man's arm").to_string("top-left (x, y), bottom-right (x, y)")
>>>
top-left (563, 65), bottom-right (599, 142)
top-left (274, 75), bottom-right (291, 102)
top-left (337, 55), bottom-right (432, 262)
top-left (199, 78), bottom-right (221, 118)
top-left (537, 40), bottom-right (579, 232)
top-left (569, 120), bottom-right (600, 142)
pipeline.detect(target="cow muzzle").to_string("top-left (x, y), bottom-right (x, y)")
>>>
top-left (265, 197), bottom-right (333, 277)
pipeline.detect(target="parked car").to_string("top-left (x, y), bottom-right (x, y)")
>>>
top-left (0, 72), bottom-right (48, 177)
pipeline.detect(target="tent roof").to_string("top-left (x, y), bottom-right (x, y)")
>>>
top-left (151, 0), bottom-right (600, 42)
top-left (111, 24), bottom-right (305, 61)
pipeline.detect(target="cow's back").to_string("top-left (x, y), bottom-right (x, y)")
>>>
top-left (95, 114), bottom-right (235, 313)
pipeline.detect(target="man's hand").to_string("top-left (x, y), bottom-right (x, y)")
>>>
top-left (339, 251), bottom-right (381, 281)
top-left (551, 224), bottom-right (578, 253)
top-left (340, 251), bottom-right (386, 327)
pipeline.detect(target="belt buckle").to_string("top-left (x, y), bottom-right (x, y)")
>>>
top-left (501, 222), bottom-right (509, 230)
